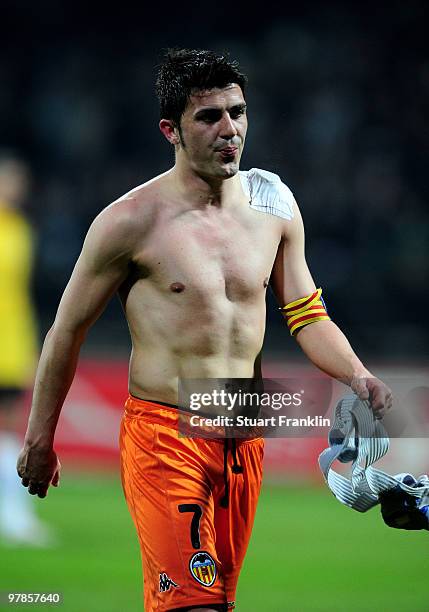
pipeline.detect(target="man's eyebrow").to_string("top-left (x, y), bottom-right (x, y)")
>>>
top-left (194, 103), bottom-right (247, 117)
top-left (194, 107), bottom-right (222, 117)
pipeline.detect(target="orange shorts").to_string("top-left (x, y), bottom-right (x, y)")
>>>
top-left (120, 396), bottom-right (264, 612)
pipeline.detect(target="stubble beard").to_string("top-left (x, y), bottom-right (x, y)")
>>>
top-left (203, 160), bottom-right (239, 181)
top-left (209, 148), bottom-right (242, 179)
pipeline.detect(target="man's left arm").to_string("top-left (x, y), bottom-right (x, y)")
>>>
top-left (270, 199), bottom-right (392, 417)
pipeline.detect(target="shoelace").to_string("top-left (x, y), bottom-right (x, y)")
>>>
top-left (318, 394), bottom-right (429, 527)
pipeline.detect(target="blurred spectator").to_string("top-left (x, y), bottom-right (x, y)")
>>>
top-left (0, 153), bottom-right (54, 546)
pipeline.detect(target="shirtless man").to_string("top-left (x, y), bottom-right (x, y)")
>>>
top-left (17, 49), bottom-right (392, 611)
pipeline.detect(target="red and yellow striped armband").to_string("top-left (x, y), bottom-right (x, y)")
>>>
top-left (280, 288), bottom-right (331, 336)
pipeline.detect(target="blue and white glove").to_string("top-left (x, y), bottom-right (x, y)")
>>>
top-left (379, 474), bottom-right (429, 531)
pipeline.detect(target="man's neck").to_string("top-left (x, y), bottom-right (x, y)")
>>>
top-left (169, 162), bottom-right (242, 209)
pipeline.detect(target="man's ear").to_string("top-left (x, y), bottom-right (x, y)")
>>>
top-left (159, 119), bottom-right (180, 145)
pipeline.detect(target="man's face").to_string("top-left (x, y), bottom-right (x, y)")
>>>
top-left (177, 84), bottom-right (247, 179)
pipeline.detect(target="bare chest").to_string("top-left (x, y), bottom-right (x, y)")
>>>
top-left (135, 207), bottom-right (281, 301)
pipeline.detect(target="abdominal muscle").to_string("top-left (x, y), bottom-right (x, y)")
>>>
top-left (127, 295), bottom-right (266, 406)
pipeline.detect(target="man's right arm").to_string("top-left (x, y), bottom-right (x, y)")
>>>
top-left (17, 202), bottom-right (137, 498)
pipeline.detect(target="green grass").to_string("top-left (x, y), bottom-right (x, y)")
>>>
top-left (1, 473), bottom-right (428, 611)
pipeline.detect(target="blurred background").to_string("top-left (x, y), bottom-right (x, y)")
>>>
top-left (1, 1), bottom-right (428, 611)
top-left (1, 0), bottom-right (428, 357)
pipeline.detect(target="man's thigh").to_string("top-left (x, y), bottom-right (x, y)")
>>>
top-left (214, 438), bottom-right (264, 606)
top-left (120, 415), bottom-right (229, 612)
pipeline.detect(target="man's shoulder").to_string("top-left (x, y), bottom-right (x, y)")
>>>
top-left (108, 172), bottom-right (167, 219)
top-left (239, 167), bottom-right (296, 221)
top-left (83, 173), bottom-right (170, 263)
top-left (95, 172), bottom-right (169, 236)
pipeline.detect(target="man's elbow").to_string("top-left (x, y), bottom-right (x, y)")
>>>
top-left (45, 319), bottom-right (89, 348)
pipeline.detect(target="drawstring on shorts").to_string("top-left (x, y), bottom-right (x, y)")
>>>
top-left (220, 438), bottom-right (244, 508)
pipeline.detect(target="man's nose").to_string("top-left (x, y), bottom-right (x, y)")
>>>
top-left (219, 113), bottom-right (237, 139)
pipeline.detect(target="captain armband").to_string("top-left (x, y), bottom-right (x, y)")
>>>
top-left (280, 288), bottom-right (331, 336)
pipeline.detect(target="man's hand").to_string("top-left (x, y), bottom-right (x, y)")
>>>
top-left (351, 376), bottom-right (393, 419)
top-left (17, 446), bottom-right (61, 499)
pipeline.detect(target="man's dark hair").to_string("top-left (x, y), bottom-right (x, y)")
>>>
top-left (155, 48), bottom-right (247, 126)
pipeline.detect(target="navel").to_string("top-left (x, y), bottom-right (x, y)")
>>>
top-left (170, 282), bottom-right (185, 293)
top-left (263, 277), bottom-right (269, 288)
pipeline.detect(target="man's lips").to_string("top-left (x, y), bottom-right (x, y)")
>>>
top-left (218, 147), bottom-right (238, 156)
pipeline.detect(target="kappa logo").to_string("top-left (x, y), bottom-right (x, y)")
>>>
top-left (159, 572), bottom-right (179, 592)
top-left (189, 551), bottom-right (217, 587)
